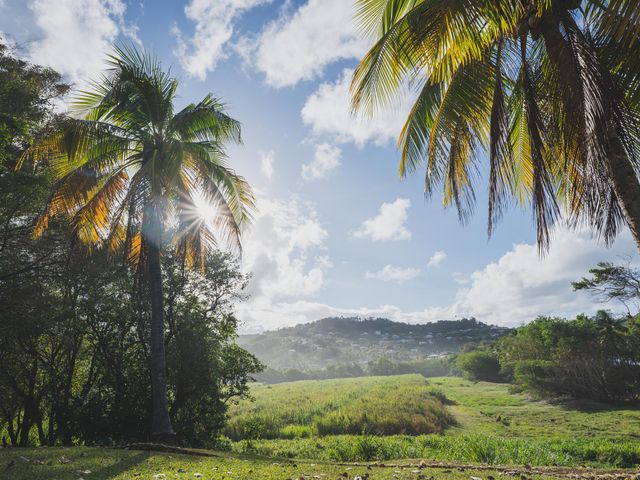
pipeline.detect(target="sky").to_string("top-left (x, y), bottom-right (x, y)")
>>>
top-left (1, 0), bottom-right (638, 333)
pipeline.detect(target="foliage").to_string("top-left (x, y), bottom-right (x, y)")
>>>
top-left (495, 313), bottom-right (640, 403)
top-left (224, 375), bottom-right (454, 440)
top-left (0, 245), bottom-right (263, 447)
top-left (19, 43), bottom-right (257, 439)
top-left (352, 0), bottom-right (640, 250)
top-left (455, 350), bottom-right (503, 382)
top-left (573, 260), bottom-right (640, 312)
top-left (0, 44), bottom-right (262, 447)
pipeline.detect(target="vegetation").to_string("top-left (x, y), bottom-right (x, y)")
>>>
top-left (352, 0), bottom-right (640, 251)
top-left (493, 313), bottom-right (640, 403)
top-left (0, 44), bottom-right (261, 447)
top-left (225, 375), bottom-right (454, 440)
top-left (226, 376), bottom-right (640, 467)
top-left (21, 44), bottom-right (255, 441)
top-left (455, 351), bottom-right (502, 383)
top-left (0, 447), bottom-right (573, 480)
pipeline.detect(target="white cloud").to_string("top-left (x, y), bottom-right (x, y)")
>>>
top-left (260, 150), bottom-right (275, 180)
top-left (301, 68), bottom-right (412, 148)
top-left (452, 272), bottom-right (470, 285)
top-left (427, 251), bottom-right (447, 268)
top-left (251, 0), bottom-right (368, 87)
top-left (26, 0), bottom-right (132, 85)
top-left (240, 195), bottom-right (330, 307)
top-left (173, 0), bottom-right (269, 80)
top-left (237, 227), bottom-right (638, 332)
top-left (353, 198), bottom-right (411, 242)
top-left (365, 265), bottom-right (420, 283)
top-left (445, 227), bottom-right (638, 326)
top-left (302, 143), bottom-right (342, 180)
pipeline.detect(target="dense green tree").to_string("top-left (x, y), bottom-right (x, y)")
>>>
top-left (495, 314), bottom-right (640, 403)
top-left (23, 45), bottom-right (255, 441)
top-left (352, 0), bottom-right (640, 251)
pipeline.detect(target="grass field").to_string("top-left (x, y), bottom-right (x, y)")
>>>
top-left (0, 447), bottom-right (626, 480)
top-left (225, 375), bottom-right (453, 440)
top-left (226, 375), bottom-right (640, 467)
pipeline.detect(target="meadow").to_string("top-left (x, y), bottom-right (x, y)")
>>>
top-left (226, 375), bottom-right (640, 467)
top-left (0, 446), bottom-right (595, 480)
top-left (224, 375), bottom-right (453, 440)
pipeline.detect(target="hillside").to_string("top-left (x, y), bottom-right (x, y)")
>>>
top-left (238, 317), bottom-right (509, 371)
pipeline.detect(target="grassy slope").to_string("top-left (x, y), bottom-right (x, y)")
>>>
top-left (225, 375), bottom-right (452, 439)
top-left (226, 376), bottom-right (640, 467)
top-left (0, 447), bottom-right (568, 480)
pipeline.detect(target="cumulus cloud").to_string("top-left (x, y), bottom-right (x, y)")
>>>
top-left (26, 0), bottom-right (133, 85)
top-left (447, 227), bottom-right (638, 326)
top-left (260, 150), bottom-right (275, 180)
top-left (251, 0), bottom-right (368, 87)
top-left (427, 251), bottom-right (447, 268)
top-left (173, 0), bottom-right (269, 80)
top-left (353, 198), bottom-right (412, 242)
top-left (302, 143), bottom-right (342, 180)
top-left (240, 196), bottom-right (330, 311)
top-left (237, 227), bottom-right (638, 332)
top-left (365, 265), bottom-right (420, 283)
top-left (301, 68), bottom-right (412, 147)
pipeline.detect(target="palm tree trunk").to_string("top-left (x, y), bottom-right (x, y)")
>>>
top-left (143, 203), bottom-right (175, 443)
top-left (607, 139), bottom-right (640, 252)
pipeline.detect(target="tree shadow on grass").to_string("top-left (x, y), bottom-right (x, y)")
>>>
top-left (91, 451), bottom-right (148, 479)
top-left (557, 397), bottom-right (639, 413)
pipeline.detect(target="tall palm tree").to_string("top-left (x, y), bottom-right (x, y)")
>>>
top-left (21, 45), bottom-right (254, 441)
top-left (351, 0), bottom-right (640, 251)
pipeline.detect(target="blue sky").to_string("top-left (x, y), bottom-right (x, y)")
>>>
top-left (1, 0), bottom-right (638, 332)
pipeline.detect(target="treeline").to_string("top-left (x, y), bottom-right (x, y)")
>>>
top-left (456, 312), bottom-right (640, 404)
top-left (255, 356), bottom-right (454, 384)
top-left (0, 44), bottom-right (262, 447)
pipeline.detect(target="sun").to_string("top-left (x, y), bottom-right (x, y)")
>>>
top-left (192, 189), bottom-right (219, 223)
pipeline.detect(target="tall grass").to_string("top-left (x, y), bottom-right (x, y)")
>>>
top-left (231, 434), bottom-right (640, 468)
top-left (225, 375), bottom-right (454, 440)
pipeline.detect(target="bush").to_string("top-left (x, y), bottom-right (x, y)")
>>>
top-left (455, 351), bottom-right (502, 382)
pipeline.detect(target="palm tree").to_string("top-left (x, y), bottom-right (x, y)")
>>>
top-left (351, 0), bottom-right (640, 251)
top-left (21, 45), bottom-right (254, 441)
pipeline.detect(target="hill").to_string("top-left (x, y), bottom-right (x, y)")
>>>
top-left (238, 317), bottom-right (509, 371)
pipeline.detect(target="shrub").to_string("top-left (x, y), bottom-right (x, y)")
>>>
top-left (455, 351), bottom-right (502, 382)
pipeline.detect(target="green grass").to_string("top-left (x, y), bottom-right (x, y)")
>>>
top-left (430, 377), bottom-right (640, 441)
top-left (232, 434), bottom-right (640, 467)
top-left (225, 375), bottom-right (453, 439)
top-left (224, 375), bottom-right (640, 467)
top-left (0, 447), bottom-right (568, 480)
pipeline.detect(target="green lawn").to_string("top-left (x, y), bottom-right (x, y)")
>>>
top-left (224, 375), bottom-right (640, 467)
top-left (0, 447), bottom-right (611, 480)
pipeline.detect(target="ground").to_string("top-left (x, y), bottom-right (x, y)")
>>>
top-left (1, 447), bottom-right (637, 480)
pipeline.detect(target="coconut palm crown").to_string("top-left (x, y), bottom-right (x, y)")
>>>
top-left (351, 0), bottom-right (640, 251)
